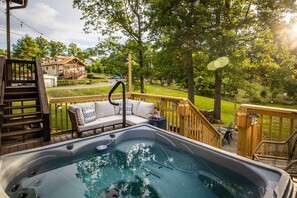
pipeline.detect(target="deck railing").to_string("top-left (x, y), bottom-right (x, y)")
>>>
top-left (49, 93), bottom-right (222, 148)
top-left (236, 104), bottom-right (297, 158)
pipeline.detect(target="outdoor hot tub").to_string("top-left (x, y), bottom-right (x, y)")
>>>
top-left (0, 124), bottom-right (295, 198)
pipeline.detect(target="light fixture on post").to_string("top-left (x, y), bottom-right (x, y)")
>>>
top-left (248, 113), bottom-right (259, 126)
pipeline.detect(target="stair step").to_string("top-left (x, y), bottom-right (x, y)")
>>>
top-left (2, 118), bottom-right (42, 127)
top-left (6, 85), bottom-right (37, 89)
top-left (4, 98), bottom-right (39, 103)
top-left (4, 91), bottom-right (38, 95)
top-left (1, 128), bottom-right (43, 138)
top-left (3, 111), bottom-right (41, 119)
top-left (4, 104), bottom-right (39, 110)
top-left (10, 80), bottom-right (36, 84)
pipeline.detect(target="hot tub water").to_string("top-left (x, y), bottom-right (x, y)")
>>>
top-left (6, 138), bottom-right (260, 198)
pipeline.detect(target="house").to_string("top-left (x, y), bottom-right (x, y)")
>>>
top-left (41, 56), bottom-right (87, 79)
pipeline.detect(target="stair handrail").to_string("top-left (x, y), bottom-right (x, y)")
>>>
top-left (35, 59), bottom-right (51, 141)
top-left (0, 56), bottom-right (5, 105)
top-left (0, 56), bottom-right (5, 144)
top-left (108, 81), bottom-right (126, 128)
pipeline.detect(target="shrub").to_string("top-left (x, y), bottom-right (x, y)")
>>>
top-left (87, 73), bottom-right (94, 78)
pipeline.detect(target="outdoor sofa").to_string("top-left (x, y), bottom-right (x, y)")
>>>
top-left (68, 99), bottom-right (154, 137)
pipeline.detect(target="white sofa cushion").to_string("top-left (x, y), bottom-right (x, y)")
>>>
top-left (99, 115), bottom-right (123, 127)
top-left (112, 99), bottom-right (122, 114)
top-left (129, 99), bottom-right (141, 115)
top-left (78, 119), bottom-right (104, 132)
top-left (69, 105), bottom-right (85, 126)
top-left (136, 101), bottom-right (154, 118)
top-left (95, 101), bottom-right (116, 118)
top-left (126, 115), bottom-right (148, 125)
top-left (114, 99), bottom-right (134, 115)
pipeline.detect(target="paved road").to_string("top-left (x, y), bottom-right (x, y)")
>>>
top-left (47, 79), bottom-right (118, 90)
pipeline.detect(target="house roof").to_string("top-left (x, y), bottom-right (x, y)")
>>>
top-left (42, 56), bottom-right (86, 67)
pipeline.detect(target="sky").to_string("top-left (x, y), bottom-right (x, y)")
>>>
top-left (0, 0), bottom-right (99, 51)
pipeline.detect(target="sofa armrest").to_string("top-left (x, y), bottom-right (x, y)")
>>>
top-left (68, 108), bottom-right (80, 137)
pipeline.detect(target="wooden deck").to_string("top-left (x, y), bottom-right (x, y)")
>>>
top-left (0, 129), bottom-right (106, 156)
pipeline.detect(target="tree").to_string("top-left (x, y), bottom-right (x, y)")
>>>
top-left (0, 49), bottom-right (6, 56)
top-left (48, 41), bottom-right (66, 57)
top-left (35, 36), bottom-right (49, 57)
top-left (73, 0), bottom-right (150, 93)
top-left (201, 0), bottom-right (297, 121)
top-left (150, 0), bottom-right (209, 104)
top-left (12, 35), bottom-right (41, 60)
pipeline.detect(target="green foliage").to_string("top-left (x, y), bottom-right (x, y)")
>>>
top-left (35, 36), bottom-right (49, 57)
top-left (73, 0), bottom-right (151, 93)
top-left (195, 75), bottom-right (214, 97)
top-left (0, 49), bottom-right (6, 56)
top-left (48, 41), bottom-right (66, 57)
top-left (260, 90), bottom-right (268, 98)
top-left (86, 73), bottom-right (94, 78)
top-left (12, 35), bottom-right (41, 60)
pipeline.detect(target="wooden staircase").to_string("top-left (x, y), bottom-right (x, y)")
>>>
top-left (0, 57), bottom-right (50, 146)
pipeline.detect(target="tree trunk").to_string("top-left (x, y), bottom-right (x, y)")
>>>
top-left (214, 69), bottom-right (222, 121)
top-left (139, 49), bottom-right (144, 93)
top-left (187, 52), bottom-right (195, 104)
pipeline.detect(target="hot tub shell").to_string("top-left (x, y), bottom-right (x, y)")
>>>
top-left (0, 124), bottom-right (295, 197)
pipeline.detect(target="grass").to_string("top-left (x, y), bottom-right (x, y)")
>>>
top-left (145, 84), bottom-right (236, 125)
top-left (47, 84), bottom-right (236, 126)
top-left (47, 86), bottom-right (121, 98)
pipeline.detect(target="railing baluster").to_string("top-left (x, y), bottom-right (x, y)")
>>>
top-left (60, 102), bottom-right (63, 131)
top-left (269, 116), bottom-right (273, 140)
top-left (290, 119), bottom-right (294, 135)
top-left (66, 103), bottom-right (69, 130)
top-left (278, 117), bottom-right (283, 140)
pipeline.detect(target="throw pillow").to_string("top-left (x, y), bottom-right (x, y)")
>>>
top-left (136, 101), bottom-right (154, 118)
top-left (81, 105), bottom-right (96, 123)
top-left (119, 105), bottom-right (132, 115)
top-left (129, 100), bottom-right (141, 115)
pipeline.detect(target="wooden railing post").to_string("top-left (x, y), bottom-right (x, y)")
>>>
top-left (236, 106), bottom-right (261, 158)
top-left (236, 111), bottom-right (248, 157)
top-left (178, 101), bottom-right (190, 137)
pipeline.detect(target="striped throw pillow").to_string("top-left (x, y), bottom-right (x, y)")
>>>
top-left (81, 105), bottom-right (96, 123)
top-left (119, 105), bottom-right (132, 115)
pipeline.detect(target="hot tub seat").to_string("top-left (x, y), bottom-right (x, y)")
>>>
top-left (68, 100), bottom-right (154, 137)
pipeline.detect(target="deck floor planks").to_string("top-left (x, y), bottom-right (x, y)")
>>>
top-left (18, 144), bottom-right (27, 151)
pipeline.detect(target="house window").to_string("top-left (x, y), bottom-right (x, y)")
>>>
top-left (52, 66), bottom-right (55, 70)
top-left (46, 67), bottom-right (48, 70)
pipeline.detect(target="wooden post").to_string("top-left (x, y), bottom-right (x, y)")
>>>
top-left (6, 0), bottom-right (11, 59)
top-left (178, 103), bottom-right (190, 137)
top-left (236, 109), bottom-right (260, 158)
top-left (236, 111), bottom-right (248, 157)
top-left (128, 53), bottom-right (132, 92)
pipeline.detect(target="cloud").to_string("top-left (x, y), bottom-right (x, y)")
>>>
top-left (1, 1), bottom-right (99, 50)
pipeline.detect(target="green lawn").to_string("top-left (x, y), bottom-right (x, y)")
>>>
top-left (145, 84), bottom-right (236, 125)
top-left (47, 84), bottom-right (237, 126)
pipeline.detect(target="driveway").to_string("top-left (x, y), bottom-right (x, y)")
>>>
top-left (47, 79), bottom-right (117, 90)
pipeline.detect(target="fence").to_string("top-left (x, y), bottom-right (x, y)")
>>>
top-left (236, 104), bottom-right (297, 158)
top-left (49, 93), bottom-right (221, 148)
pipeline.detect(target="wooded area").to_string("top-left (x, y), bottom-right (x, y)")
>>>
top-left (2, 0), bottom-right (297, 123)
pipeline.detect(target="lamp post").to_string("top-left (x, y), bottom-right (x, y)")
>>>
top-left (6, 0), bottom-right (28, 59)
